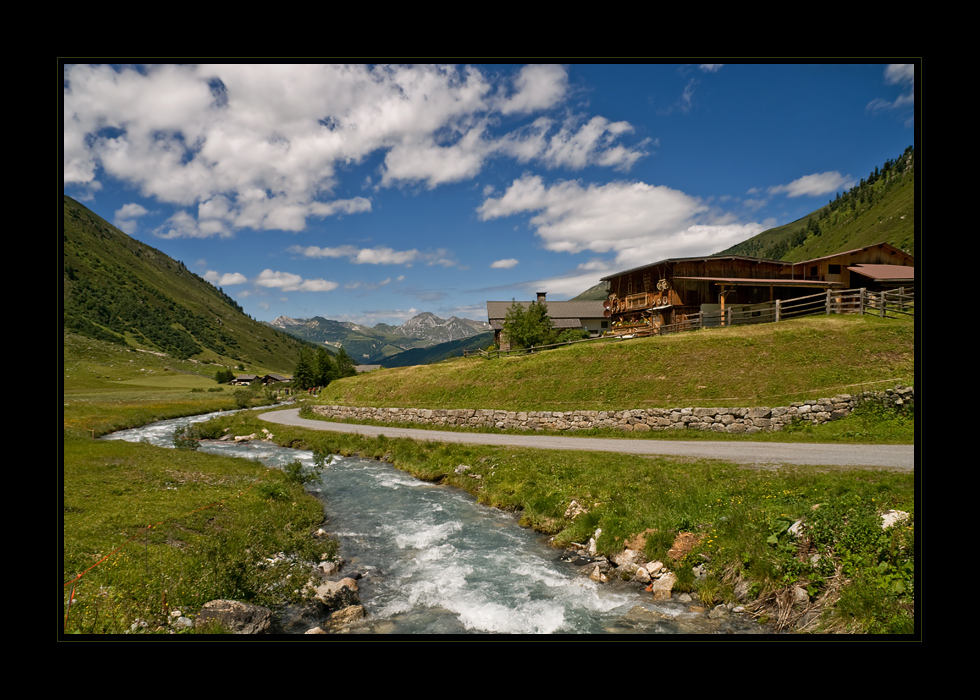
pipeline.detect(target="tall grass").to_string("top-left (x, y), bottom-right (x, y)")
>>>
top-left (63, 333), bottom-right (331, 634)
top-left (63, 435), bottom-right (334, 634)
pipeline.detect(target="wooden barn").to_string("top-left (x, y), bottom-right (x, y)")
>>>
top-left (600, 242), bottom-right (914, 333)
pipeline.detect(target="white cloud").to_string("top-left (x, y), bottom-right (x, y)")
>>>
top-left (867, 64), bottom-right (915, 123)
top-left (204, 270), bottom-right (248, 286)
top-left (64, 63), bottom-right (647, 233)
top-left (768, 171), bottom-right (855, 198)
top-left (290, 244), bottom-right (417, 264)
top-left (478, 175), bottom-right (765, 265)
top-left (491, 258), bottom-right (519, 268)
top-left (115, 202), bottom-right (149, 219)
top-left (113, 202), bottom-right (150, 233)
top-left (884, 64), bottom-right (914, 86)
top-left (497, 64), bottom-right (569, 115)
top-left (254, 269), bottom-right (338, 292)
top-left (289, 244), bottom-right (456, 267)
top-left (354, 247), bottom-right (420, 265)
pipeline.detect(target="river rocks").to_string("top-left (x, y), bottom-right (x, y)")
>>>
top-left (647, 571), bottom-right (677, 600)
top-left (310, 385), bottom-right (913, 434)
top-left (313, 577), bottom-right (361, 611)
top-left (881, 509), bottom-right (910, 529)
top-left (194, 599), bottom-right (279, 634)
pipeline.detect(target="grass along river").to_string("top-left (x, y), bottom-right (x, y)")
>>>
top-left (103, 411), bottom-right (771, 635)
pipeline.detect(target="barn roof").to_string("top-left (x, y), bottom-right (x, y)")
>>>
top-left (486, 299), bottom-right (607, 322)
top-left (846, 264), bottom-right (915, 281)
top-left (599, 254), bottom-right (786, 282)
top-left (673, 276), bottom-right (842, 288)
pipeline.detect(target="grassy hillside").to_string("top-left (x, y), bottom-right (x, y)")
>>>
top-left (62, 195), bottom-right (310, 375)
top-left (317, 314), bottom-right (914, 412)
top-left (717, 146), bottom-right (915, 261)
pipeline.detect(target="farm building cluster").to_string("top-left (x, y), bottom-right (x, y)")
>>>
top-left (487, 242), bottom-right (914, 349)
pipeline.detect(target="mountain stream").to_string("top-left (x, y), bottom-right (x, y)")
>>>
top-left (102, 410), bottom-right (769, 635)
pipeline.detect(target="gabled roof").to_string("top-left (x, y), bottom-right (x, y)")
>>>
top-left (600, 254), bottom-right (787, 282)
top-left (673, 276), bottom-right (842, 288)
top-left (600, 242), bottom-right (914, 282)
top-left (486, 299), bottom-right (607, 322)
top-left (791, 242), bottom-right (913, 266)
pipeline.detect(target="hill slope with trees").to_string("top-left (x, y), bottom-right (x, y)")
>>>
top-left (62, 195), bottom-right (312, 374)
top-left (717, 146), bottom-right (915, 261)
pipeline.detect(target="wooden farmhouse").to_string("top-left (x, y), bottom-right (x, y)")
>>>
top-left (600, 242), bottom-right (914, 333)
top-left (487, 292), bottom-right (608, 350)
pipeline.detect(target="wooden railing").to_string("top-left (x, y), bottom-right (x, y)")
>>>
top-left (471, 288), bottom-right (913, 357)
top-left (690, 287), bottom-right (914, 328)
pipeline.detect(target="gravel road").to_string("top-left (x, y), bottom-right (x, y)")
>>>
top-left (259, 408), bottom-right (914, 470)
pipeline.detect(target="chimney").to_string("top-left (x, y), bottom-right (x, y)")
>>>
top-left (536, 291), bottom-right (547, 302)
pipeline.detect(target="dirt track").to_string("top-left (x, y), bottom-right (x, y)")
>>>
top-left (259, 408), bottom-right (915, 470)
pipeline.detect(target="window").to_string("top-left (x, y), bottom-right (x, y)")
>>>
top-left (828, 264), bottom-right (841, 275)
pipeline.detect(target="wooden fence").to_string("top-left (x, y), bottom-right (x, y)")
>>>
top-left (701, 286), bottom-right (914, 327)
top-left (467, 287), bottom-right (914, 358)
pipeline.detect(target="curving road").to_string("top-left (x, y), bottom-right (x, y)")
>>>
top-left (259, 408), bottom-right (914, 471)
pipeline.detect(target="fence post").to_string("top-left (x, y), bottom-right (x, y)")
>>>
top-left (775, 299), bottom-right (781, 322)
top-left (880, 291), bottom-right (886, 318)
top-left (859, 288), bottom-right (866, 315)
top-left (825, 289), bottom-right (831, 315)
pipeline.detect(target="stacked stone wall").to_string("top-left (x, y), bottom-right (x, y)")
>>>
top-left (310, 385), bottom-right (913, 434)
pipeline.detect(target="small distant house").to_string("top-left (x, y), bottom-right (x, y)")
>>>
top-left (486, 292), bottom-right (609, 350)
top-left (263, 373), bottom-right (290, 384)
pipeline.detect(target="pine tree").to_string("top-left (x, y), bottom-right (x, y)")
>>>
top-left (293, 349), bottom-right (315, 389)
top-left (335, 347), bottom-right (357, 378)
top-left (313, 346), bottom-right (338, 387)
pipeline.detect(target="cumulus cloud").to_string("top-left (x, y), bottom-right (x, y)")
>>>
top-left (113, 202), bottom-right (150, 233)
top-left (289, 244), bottom-right (457, 267)
top-left (768, 171), bottom-right (855, 198)
top-left (204, 270), bottom-right (248, 286)
top-left (478, 175), bottom-right (763, 264)
top-left (491, 258), bottom-right (519, 268)
top-left (254, 269), bottom-right (338, 292)
top-left (497, 64), bottom-right (569, 115)
top-left (64, 63), bottom-right (648, 234)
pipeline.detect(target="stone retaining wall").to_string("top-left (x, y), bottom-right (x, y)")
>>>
top-left (311, 385), bottom-right (913, 435)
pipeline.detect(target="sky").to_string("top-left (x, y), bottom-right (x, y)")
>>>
top-left (62, 62), bottom-right (917, 328)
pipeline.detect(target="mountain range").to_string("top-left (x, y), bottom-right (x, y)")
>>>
top-left (267, 312), bottom-right (491, 365)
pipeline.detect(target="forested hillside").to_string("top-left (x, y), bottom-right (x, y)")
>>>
top-left (718, 146), bottom-right (915, 261)
top-left (62, 195), bottom-right (312, 373)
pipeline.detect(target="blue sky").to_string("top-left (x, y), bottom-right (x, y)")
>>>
top-left (63, 62), bottom-right (916, 327)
